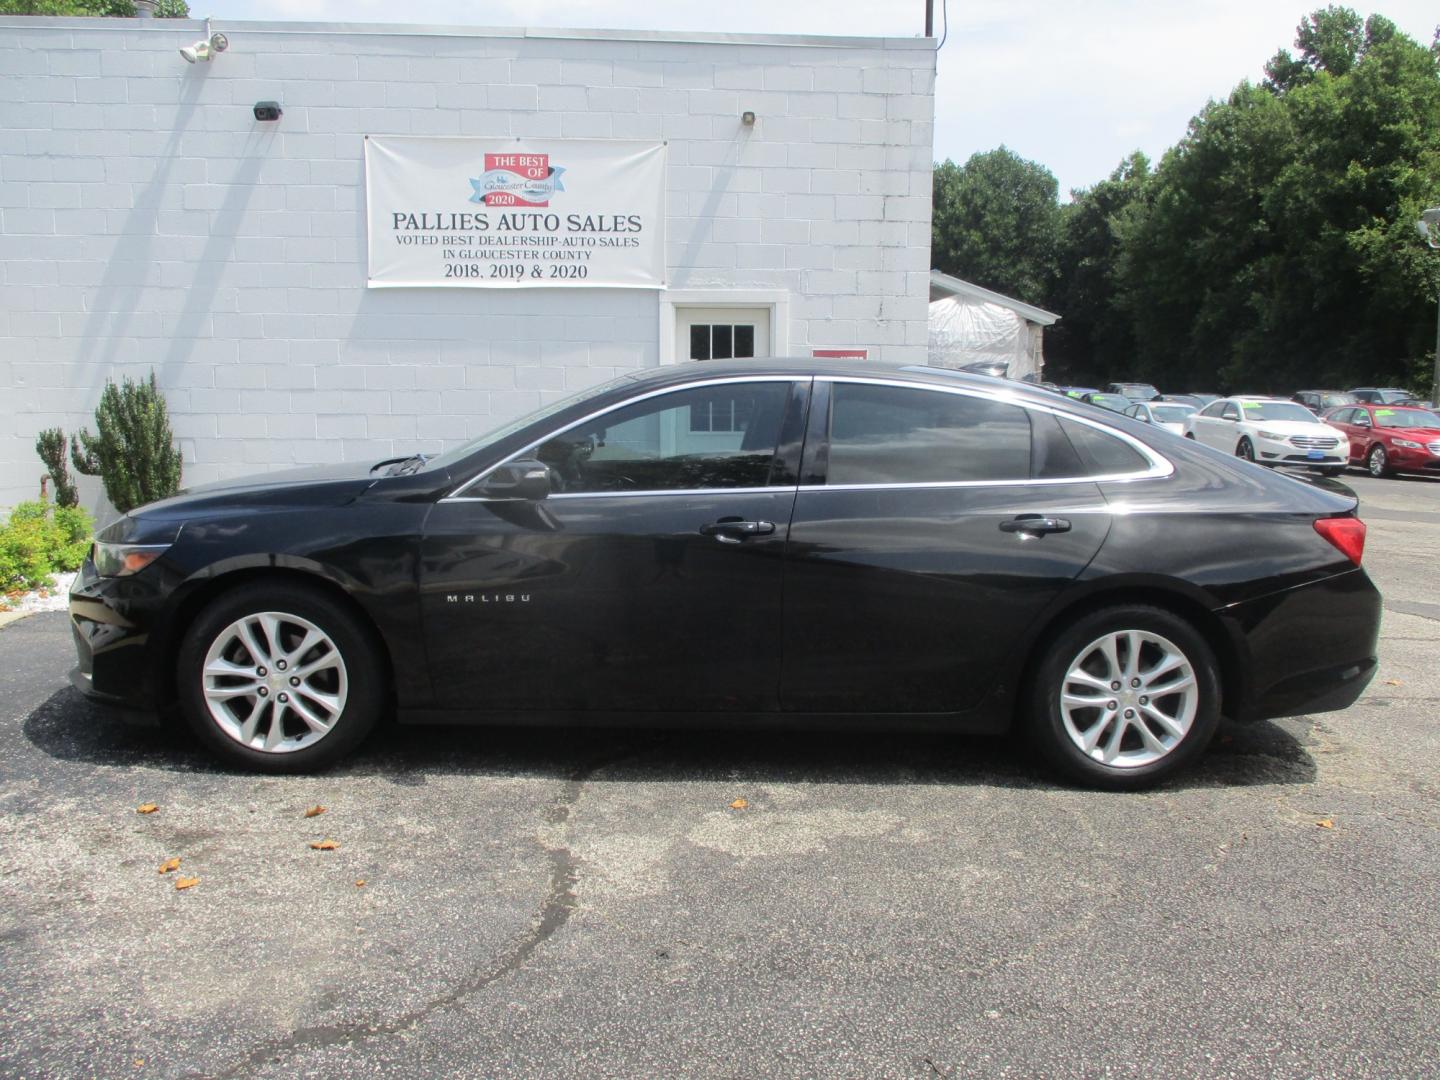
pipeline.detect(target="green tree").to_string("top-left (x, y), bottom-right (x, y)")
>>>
top-left (1046, 153), bottom-right (1153, 381)
top-left (34, 428), bottom-right (79, 508)
top-left (0, 0), bottom-right (188, 16)
top-left (932, 147), bottom-right (1061, 305)
top-left (70, 372), bottom-right (183, 514)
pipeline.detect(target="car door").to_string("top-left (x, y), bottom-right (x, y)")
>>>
top-left (1327, 408), bottom-right (1361, 461)
top-left (419, 377), bottom-right (808, 714)
top-left (1344, 407), bottom-right (1375, 461)
top-left (778, 378), bottom-right (1121, 715)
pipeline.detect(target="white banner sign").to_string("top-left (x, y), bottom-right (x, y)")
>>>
top-left (364, 136), bottom-right (666, 289)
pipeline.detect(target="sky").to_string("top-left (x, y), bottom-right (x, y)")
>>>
top-left (201, 0), bottom-right (1439, 197)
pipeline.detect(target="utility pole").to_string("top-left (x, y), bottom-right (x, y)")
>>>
top-left (1419, 209), bottom-right (1440, 404)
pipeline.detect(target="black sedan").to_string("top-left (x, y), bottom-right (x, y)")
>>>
top-left (69, 361), bottom-right (1381, 789)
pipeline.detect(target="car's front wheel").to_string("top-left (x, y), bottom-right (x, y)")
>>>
top-left (1025, 605), bottom-right (1221, 789)
top-left (1367, 444), bottom-right (1391, 478)
top-left (176, 581), bottom-right (385, 772)
top-left (1235, 437), bottom-right (1256, 462)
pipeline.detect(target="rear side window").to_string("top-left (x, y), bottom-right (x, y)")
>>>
top-left (827, 383), bottom-right (1031, 485)
top-left (1056, 417), bottom-right (1151, 476)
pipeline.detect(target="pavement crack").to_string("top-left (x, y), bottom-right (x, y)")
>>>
top-left (197, 750), bottom-right (626, 1080)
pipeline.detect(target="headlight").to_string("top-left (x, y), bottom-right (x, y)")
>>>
top-left (92, 542), bottom-right (171, 577)
top-left (1257, 430), bottom-right (1286, 440)
top-left (1392, 438), bottom-right (1422, 449)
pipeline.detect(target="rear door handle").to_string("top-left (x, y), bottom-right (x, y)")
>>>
top-left (700, 519), bottom-right (776, 544)
top-left (1000, 514), bottom-right (1071, 536)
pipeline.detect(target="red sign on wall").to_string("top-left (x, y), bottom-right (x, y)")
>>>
top-left (478, 153), bottom-right (559, 207)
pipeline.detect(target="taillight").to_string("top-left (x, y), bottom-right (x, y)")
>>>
top-left (1314, 516), bottom-right (1366, 566)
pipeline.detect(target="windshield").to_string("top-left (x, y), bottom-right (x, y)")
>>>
top-left (1236, 400), bottom-right (1316, 422)
top-left (422, 374), bottom-right (636, 472)
top-left (1378, 389), bottom-right (1416, 404)
top-left (1116, 384), bottom-right (1158, 398)
top-left (1374, 407), bottom-right (1440, 428)
top-left (1087, 394), bottom-right (1131, 411)
top-left (1319, 392), bottom-right (1358, 408)
top-left (1151, 404), bottom-right (1196, 422)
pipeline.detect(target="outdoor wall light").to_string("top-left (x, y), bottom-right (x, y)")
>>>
top-left (741, 110), bottom-right (756, 126)
top-left (253, 101), bottom-right (283, 122)
top-left (180, 32), bottom-right (228, 63)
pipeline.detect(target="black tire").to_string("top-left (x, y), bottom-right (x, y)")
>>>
top-left (1235, 437), bottom-right (1255, 462)
top-left (1024, 605), bottom-right (1222, 790)
top-left (1319, 466), bottom-right (1346, 477)
top-left (1367, 444), bottom-right (1391, 478)
top-left (176, 581), bottom-right (385, 773)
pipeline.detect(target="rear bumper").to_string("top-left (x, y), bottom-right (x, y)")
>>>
top-left (1218, 566), bottom-right (1380, 722)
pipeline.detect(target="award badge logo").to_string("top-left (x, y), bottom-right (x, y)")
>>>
top-left (470, 152), bottom-right (567, 207)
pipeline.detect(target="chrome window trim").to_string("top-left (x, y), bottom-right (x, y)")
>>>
top-left (440, 371), bottom-right (1174, 503)
top-left (814, 375), bottom-right (1174, 488)
top-left (442, 375), bottom-right (805, 501)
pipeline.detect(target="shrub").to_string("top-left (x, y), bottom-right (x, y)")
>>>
top-left (35, 427), bottom-right (79, 508)
top-left (70, 371), bottom-right (183, 515)
top-left (0, 500), bottom-right (94, 596)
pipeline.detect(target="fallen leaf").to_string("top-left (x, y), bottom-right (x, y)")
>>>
top-left (354, 879), bottom-right (366, 888)
top-left (729, 798), bottom-right (748, 810)
top-left (1316, 819), bottom-right (1335, 829)
top-left (304, 805), bottom-right (326, 818)
top-left (174, 876), bottom-right (200, 890)
top-left (157, 857), bottom-right (181, 874)
top-left (136, 803), bottom-right (159, 815)
top-left (134, 1059), bottom-right (144, 1068)
top-left (1385, 679), bottom-right (1402, 686)
top-left (310, 839), bottom-right (340, 851)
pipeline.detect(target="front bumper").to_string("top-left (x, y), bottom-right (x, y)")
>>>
top-left (1255, 435), bottom-right (1345, 465)
top-left (68, 555), bottom-right (176, 711)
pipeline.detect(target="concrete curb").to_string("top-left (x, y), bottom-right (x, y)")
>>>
top-left (0, 609), bottom-right (35, 630)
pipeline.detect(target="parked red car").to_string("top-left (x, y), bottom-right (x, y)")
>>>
top-left (1323, 403), bottom-right (1440, 477)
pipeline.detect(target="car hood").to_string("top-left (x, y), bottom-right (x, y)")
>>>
top-left (1242, 419), bottom-right (1344, 437)
top-left (136, 462), bottom-right (383, 517)
top-left (1382, 426), bottom-right (1440, 440)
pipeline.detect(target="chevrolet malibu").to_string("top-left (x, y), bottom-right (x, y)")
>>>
top-left (69, 361), bottom-right (1381, 789)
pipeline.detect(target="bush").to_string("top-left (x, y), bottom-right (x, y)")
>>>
top-left (0, 500), bottom-right (94, 596)
top-left (70, 371), bottom-right (183, 515)
top-left (35, 427), bottom-right (79, 508)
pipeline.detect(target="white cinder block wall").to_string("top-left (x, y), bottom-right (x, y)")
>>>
top-left (0, 18), bottom-right (936, 512)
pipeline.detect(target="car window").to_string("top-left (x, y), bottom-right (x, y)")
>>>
top-left (1236, 400), bottom-right (1315, 422)
top-left (1221, 402), bottom-right (1239, 420)
top-left (1150, 405), bottom-right (1195, 423)
top-left (1199, 401), bottom-right (1225, 417)
top-left (1329, 408), bottom-right (1356, 424)
top-left (533, 381), bottom-right (792, 494)
top-left (1055, 417), bottom-right (1151, 476)
top-left (1375, 407), bottom-right (1440, 428)
top-left (1322, 392), bottom-right (1358, 408)
top-left (826, 383), bottom-right (1031, 485)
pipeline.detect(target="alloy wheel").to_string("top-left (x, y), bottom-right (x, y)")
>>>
top-left (1058, 629), bottom-right (1199, 769)
top-left (1236, 439), bottom-right (1254, 461)
top-left (200, 611), bottom-right (349, 753)
top-left (1368, 446), bottom-right (1387, 477)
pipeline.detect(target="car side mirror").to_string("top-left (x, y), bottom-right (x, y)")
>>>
top-left (478, 458), bottom-right (552, 500)
top-left (1356, 417), bottom-right (1371, 428)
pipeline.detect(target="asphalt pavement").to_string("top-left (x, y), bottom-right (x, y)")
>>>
top-left (1, 471), bottom-right (1437, 1079)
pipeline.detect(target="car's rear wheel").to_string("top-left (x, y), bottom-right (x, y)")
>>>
top-left (1367, 444), bottom-right (1391, 478)
top-left (1025, 605), bottom-right (1221, 790)
top-left (177, 582), bottom-right (384, 772)
top-left (1235, 437), bottom-right (1255, 462)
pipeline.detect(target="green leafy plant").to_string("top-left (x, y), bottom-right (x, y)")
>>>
top-left (70, 371), bottom-right (183, 515)
top-left (0, 1), bottom-right (189, 16)
top-left (35, 427), bottom-right (79, 508)
top-left (0, 499), bottom-right (92, 597)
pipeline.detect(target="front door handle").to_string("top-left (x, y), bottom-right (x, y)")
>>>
top-left (700, 518), bottom-right (776, 544)
top-left (999, 514), bottom-right (1072, 536)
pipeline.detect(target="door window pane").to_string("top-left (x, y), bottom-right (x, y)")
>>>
top-left (827, 384), bottom-right (1032, 485)
top-left (535, 382), bottom-right (792, 493)
top-left (734, 325), bottom-right (755, 357)
top-left (712, 325), bottom-right (733, 360)
top-left (689, 325), bottom-right (710, 361)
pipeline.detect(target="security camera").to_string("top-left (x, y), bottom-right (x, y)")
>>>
top-left (253, 101), bottom-right (283, 122)
top-left (179, 32), bottom-right (228, 64)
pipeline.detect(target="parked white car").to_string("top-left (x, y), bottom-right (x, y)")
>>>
top-left (1183, 397), bottom-right (1349, 475)
top-left (1124, 401), bottom-right (1197, 435)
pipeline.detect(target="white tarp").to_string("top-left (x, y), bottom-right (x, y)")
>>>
top-left (364, 136), bottom-right (666, 289)
top-left (927, 294), bottom-right (1040, 380)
